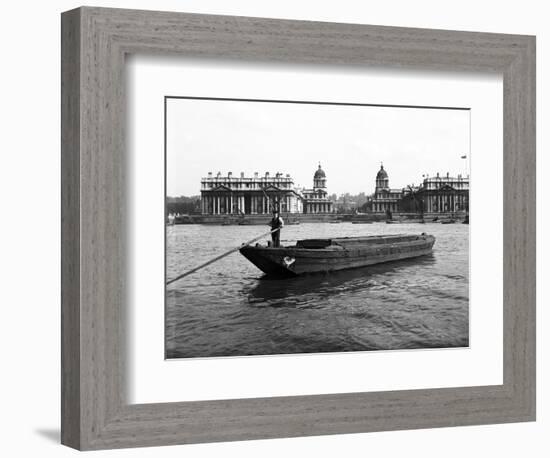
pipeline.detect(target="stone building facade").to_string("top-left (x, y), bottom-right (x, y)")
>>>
top-left (200, 171), bottom-right (302, 215)
top-left (369, 165), bottom-right (469, 215)
top-left (371, 164), bottom-right (403, 213)
top-left (300, 164), bottom-right (334, 213)
top-left (417, 173), bottom-right (469, 214)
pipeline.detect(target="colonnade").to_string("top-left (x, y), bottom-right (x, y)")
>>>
top-left (373, 202), bottom-right (398, 213)
top-left (425, 193), bottom-right (467, 213)
top-left (305, 202), bottom-right (332, 213)
top-left (201, 194), bottom-right (293, 215)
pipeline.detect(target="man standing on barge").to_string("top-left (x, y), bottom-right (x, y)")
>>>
top-left (269, 208), bottom-right (284, 248)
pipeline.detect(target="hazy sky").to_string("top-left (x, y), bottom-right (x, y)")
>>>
top-left (166, 98), bottom-right (470, 197)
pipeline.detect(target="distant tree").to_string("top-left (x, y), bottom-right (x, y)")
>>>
top-left (358, 201), bottom-right (371, 213)
top-left (166, 195), bottom-right (201, 214)
top-left (333, 192), bottom-right (368, 207)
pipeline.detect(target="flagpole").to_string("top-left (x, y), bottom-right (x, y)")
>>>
top-left (461, 154), bottom-right (468, 178)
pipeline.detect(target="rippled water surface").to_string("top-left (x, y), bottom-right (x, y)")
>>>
top-left (166, 222), bottom-right (469, 358)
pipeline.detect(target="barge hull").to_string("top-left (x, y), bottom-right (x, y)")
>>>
top-left (239, 235), bottom-right (435, 276)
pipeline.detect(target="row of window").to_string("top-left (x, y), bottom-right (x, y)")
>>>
top-left (423, 182), bottom-right (469, 190)
top-left (201, 182), bottom-right (293, 189)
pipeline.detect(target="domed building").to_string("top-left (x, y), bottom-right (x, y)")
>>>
top-left (371, 164), bottom-right (404, 214)
top-left (301, 164), bottom-right (334, 213)
top-left (375, 164), bottom-right (389, 190)
top-left (313, 164), bottom-right (326, 189)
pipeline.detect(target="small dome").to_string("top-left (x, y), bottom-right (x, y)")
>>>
top-left (376, 165), bottom-right (388, 180)
top-left (314, 164), bottom-right (326, 179)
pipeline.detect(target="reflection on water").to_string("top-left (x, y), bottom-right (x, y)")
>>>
top-left (246, 255), bottom-right (436, 305)
top-left (166, 222), bottom-right (469, 358)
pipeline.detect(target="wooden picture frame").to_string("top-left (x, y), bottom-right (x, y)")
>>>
top-left (61, 6), bottom-right (536, 450)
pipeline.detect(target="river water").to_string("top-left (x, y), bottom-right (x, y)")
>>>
top-left (166, 222), bottom-right (469, 359)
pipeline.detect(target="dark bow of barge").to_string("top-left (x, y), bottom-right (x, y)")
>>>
top-left (239, 233), bottom-right (435, 276)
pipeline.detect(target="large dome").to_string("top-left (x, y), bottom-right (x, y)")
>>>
top-left (314, 164), bottom-right (326, 179)
top-left (376, 165), bottom-right (388, 179)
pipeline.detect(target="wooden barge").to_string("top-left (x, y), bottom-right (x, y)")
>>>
top-left (239, 233), bottom-right (435, 276)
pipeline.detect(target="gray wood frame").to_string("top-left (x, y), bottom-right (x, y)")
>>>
top-left (61, 6), bottom-right (536, 450)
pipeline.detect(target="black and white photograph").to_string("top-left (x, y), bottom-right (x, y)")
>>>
top-left (2, 0), bottom-right (540, 454)
top-left (165, 96), bottom-right (470, 359)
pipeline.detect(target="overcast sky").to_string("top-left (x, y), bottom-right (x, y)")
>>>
top-left (166, 97), bottom-right (470, 197)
